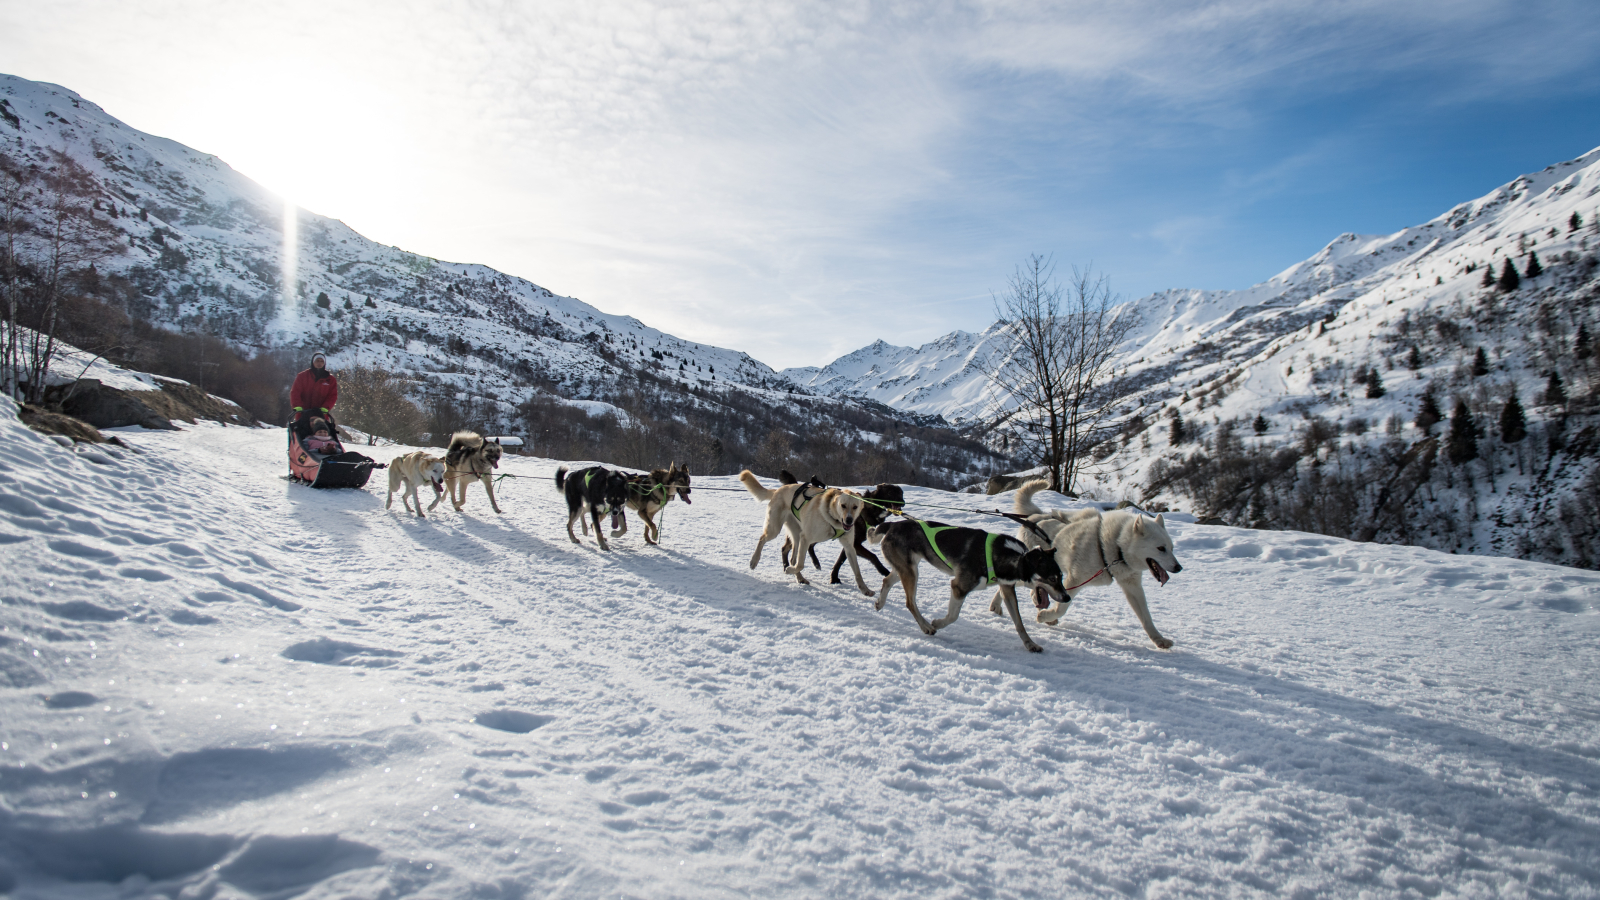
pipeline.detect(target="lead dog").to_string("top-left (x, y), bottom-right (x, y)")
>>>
top-left (999, 479), bottom-right (1183, 648)
top-left (739, 470), bottom-right (873, 596)
top-left (869, 518), bottom-right (1065, 653)
top-left (386, 451), bottom-right (447, 517)
top-left (556, 464), bottom-right (631, 551)
top-left (613, 462), bottom-right (692, 545)
top-left (444, 431), bottom-right (504, 513)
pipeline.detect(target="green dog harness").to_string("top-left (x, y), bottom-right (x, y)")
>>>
top-left (917, 519), bottom-right (1001, 585)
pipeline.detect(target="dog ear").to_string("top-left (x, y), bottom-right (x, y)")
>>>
top-left (1154, 513), bottom-right (1164, 527)
top-left (1134, 516), bottom-right (1147, 534)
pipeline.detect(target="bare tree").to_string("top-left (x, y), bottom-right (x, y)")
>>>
top-left (0, 150), bottom-right (119, 403)
top-left (981, 254), bottom-right (1136, 495)
top-left (336, 363), bottom-right (427, 443)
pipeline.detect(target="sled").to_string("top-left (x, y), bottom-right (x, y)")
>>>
top-left (287, 423), bottom-right (381, 489)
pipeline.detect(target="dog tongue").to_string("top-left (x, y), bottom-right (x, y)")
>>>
top-left (611, 511), bottom-right (624, 531)
top-left (1149, 559), bottom-right (1170, 585)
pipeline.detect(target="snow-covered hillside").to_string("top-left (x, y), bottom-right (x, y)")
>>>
top-left (3, 407), bottom-right (1600, 897)
top-left (0, 74), bottom-right (809, 423)
top-left (797, 146), bottom-right (1600, 565)
top-left (797, 147), bottom-right (1600, 427)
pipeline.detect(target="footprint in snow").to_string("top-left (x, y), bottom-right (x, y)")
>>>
top-left (43, 690), bottom-right (98, 709)
top-left (473, 710), bottom-right (554, 734)
top-left (281, 638), bottom-right (402, 667)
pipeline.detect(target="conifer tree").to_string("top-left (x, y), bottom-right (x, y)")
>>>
top-left (1525, 251), bottom-right (1543, 279)
top-left (1544, 371), bottom-right (1567, 405)
top-left (1572, 211), bottom-right (1585, 233)
top-left (1480, 266), bottom-right (1495, 288)
top-left (1406, 346), bottom-right (1423, 370)
top-left (1472, 347), bottom-right (1490, 377)
top-left (1578, 324), bottom-right (1593, 360)
top-left (1446, 398), bottom-right (1478, 463)
top-left (1497, 259), bottom-right (1521, 291)
top-left (1170, 411), bottom-right (1187, 445)
top-left (1416, 389), bottom-right (1443, 433)
top-left (1366, 368), bottom-right (1386, 398)
top-left (1499, 392), bottom-right (1527, 444)
top-left (1253, 413), bottom-right (1269, 435)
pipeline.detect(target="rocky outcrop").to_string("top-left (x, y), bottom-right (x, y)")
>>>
top-left (46, 379), bottom-right (252, 430)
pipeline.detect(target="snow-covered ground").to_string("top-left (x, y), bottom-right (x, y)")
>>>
top-left (2, 408), bottom-right (1599, 898)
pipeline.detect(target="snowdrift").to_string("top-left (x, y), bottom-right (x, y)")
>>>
top-left (1, 406), bottom-right (1598, 898)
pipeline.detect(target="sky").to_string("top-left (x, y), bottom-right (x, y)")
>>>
top-left (3, 1), bottom-right (1600, 370)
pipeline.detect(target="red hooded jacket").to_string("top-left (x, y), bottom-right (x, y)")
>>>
top-left (290, 367), bottom-right (339, 418)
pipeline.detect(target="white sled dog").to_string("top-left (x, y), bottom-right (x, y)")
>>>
top-left (739, 470), bottom-right (873, 596)
top-left (998, 479), bottom-right (1183, 648)
top-left (444, 431), bottom-right (504, 514)
top-left (386, 451), bottom-right (447, 517)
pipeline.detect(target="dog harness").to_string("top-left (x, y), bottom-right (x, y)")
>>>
top-left (790, 486), bottom-right (819, 516)
top-left (916, 520), bottom-right (1003, 586)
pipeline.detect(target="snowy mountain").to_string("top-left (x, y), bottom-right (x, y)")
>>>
top-left (795, 149), bottom-right (1600, 426)
top-left (0, 72), bottom-right (1000, 484)
top-left (3, 402), bottom-right (1599, 897)
top-left (796, 147), bottom-right (1600, 566)
top-left (0, 74), bottom-right (779, 399)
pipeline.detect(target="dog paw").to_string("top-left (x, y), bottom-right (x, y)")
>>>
top-left (1153, 637), bottom-right (1174, 649)
top-left (1025, 641), bottom-right (1043, 653)
top-left (919, 624), bottom-right (937, 636)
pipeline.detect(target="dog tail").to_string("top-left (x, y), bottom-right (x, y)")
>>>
top-left (739, 469), bottom-right (775, 502)
top-left (1014, 478), bottom-right (1051, 516)
top-left (867, 521), bottom-right (893, 547)
top-left (555, 465), bottom-right (570, 491)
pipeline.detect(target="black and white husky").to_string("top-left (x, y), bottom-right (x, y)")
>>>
top-left (556, 465), bottom-right (631, 551)
top-left (868, 518), bottom-right (1065, 653)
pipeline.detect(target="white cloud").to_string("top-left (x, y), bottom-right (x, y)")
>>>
top-left (3, 0), bottom-right (1598, 366)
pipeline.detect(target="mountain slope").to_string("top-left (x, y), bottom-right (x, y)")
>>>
top-left (0, 73), bottom-right (994, 484)
top-left (798, 146), bottom-right (1600, 565)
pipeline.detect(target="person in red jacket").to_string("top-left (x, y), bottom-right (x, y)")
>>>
top-left (290, 351), bottom-right (339, 436)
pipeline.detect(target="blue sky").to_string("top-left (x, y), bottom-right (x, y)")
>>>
top-left (4, 1), bottom-right (1600, 369)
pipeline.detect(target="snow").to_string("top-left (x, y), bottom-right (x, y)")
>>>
top-left (3, 404), bottom-right (1599, 898)
top-left (41, 341), bottom-right (166, 395)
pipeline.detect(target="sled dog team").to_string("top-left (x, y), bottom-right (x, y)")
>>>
top-left (387, 432), bottom-right (1183, 653)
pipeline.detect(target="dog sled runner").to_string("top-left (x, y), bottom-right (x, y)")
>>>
top-left (287, 425), bottom-right (382, 489)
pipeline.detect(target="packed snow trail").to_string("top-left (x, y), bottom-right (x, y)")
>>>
top-left (1, 408), bottom-right (1598, 898)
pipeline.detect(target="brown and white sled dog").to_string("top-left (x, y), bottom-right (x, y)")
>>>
top-left (386, 451), bottom-right (447, 517)
top-left (739, 470), bottom-right (873, 596)
top-left (868, 518), bottom-right (1065, 653)
top-left (444, 431), bottom-right (504, 513)
top-left (1000, 479), bottom-right (1183, 648)
top-left (613, 462), bottom-right (692, 545)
